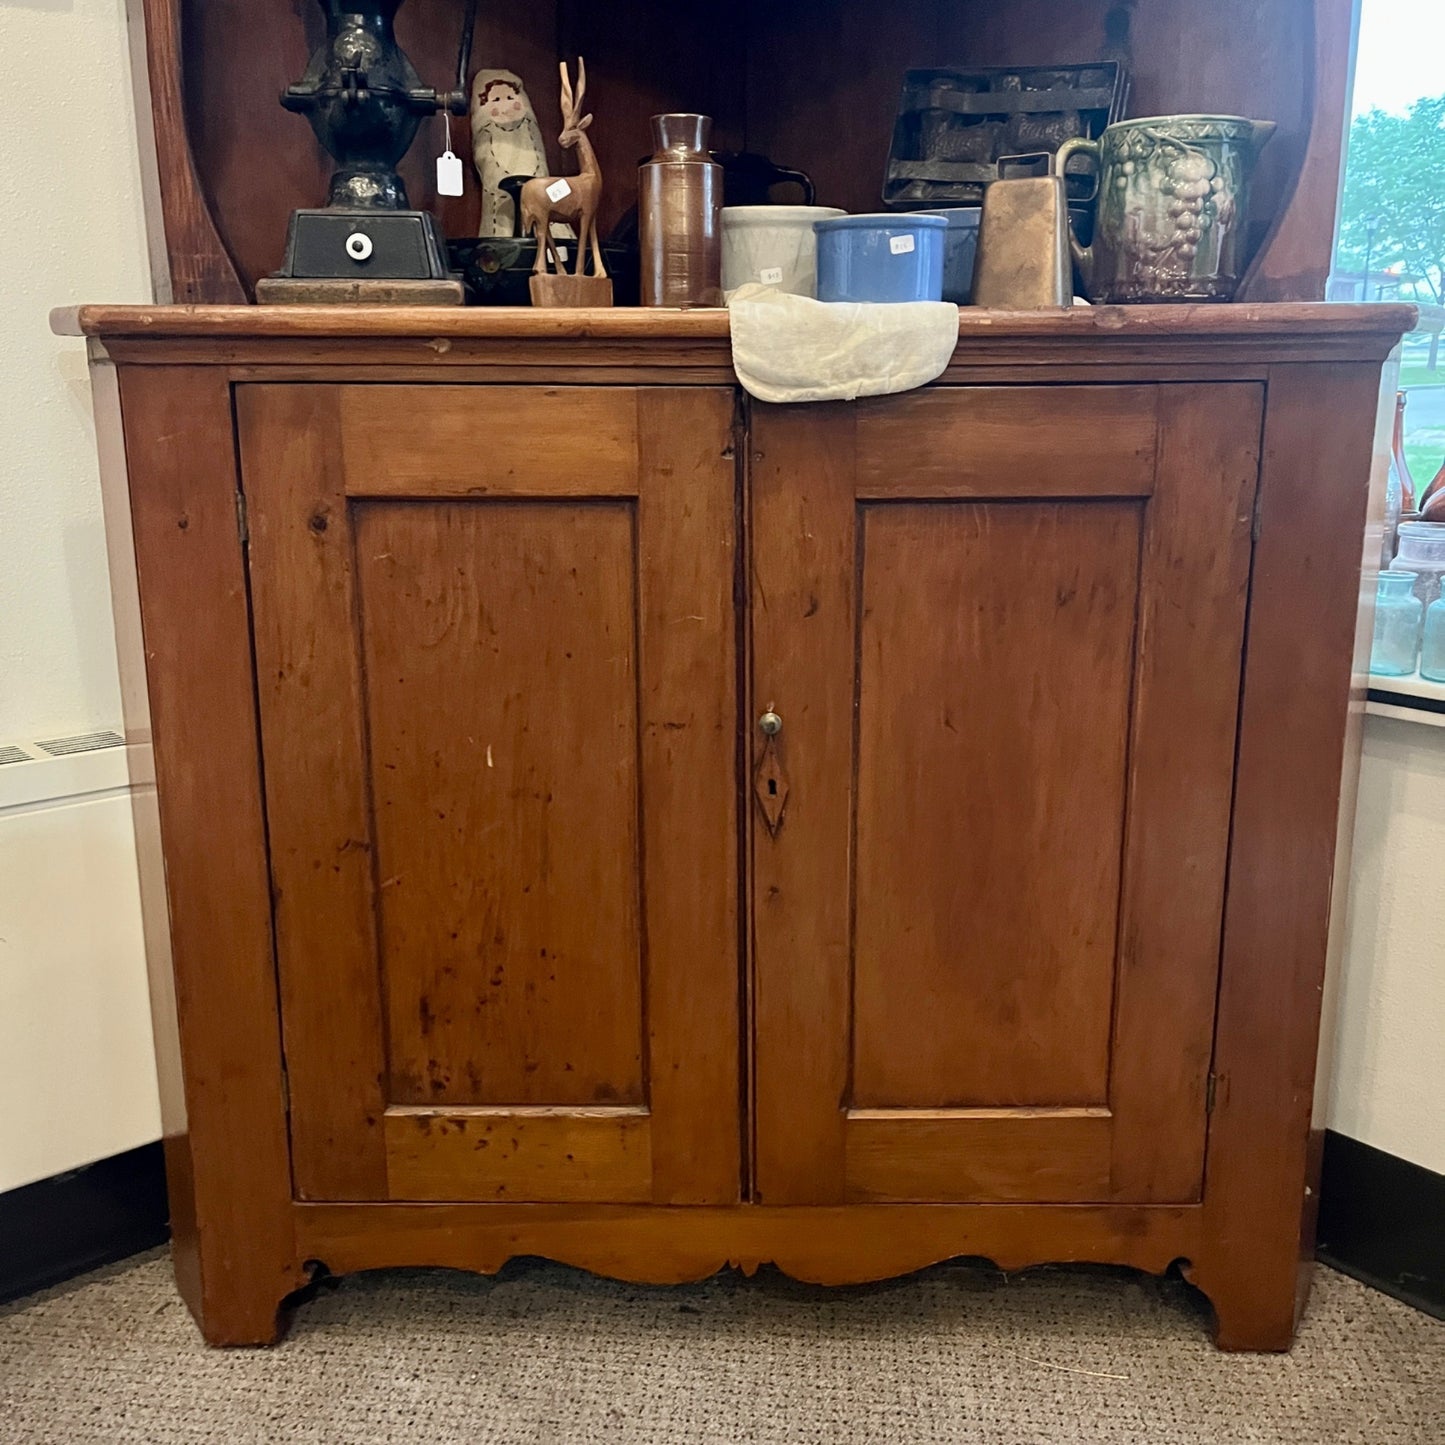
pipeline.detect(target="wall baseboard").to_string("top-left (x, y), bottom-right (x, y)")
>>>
top-left (1317, 1129), bottom-right (1445, 1320)
top-left (0, 1142), bottom-right (168, 1306)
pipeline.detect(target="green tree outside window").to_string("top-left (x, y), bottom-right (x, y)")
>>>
top-left (1338, 95), bottom-right (1445, 306)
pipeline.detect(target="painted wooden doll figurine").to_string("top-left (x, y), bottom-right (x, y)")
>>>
top-left (470, 69), bottom-right (548, 237)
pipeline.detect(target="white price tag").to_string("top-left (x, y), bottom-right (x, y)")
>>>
top-left (889, 234), bottom-right (916, 256)
top-left (759, 267), bottom-right (784, 286)
top-left (546, 178), bottom-right (572, 203)
top-left (436, 149), bottom-right (464, 197)
top-left (556, 245), bottom-right (570, 264)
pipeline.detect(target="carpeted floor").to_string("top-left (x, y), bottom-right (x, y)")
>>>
top-left (0, 1250), bottom-right (1440, 1444)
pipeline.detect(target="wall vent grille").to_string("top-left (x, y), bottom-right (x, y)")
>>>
top-left (33, 731), bottom-right (126, 757)
top-left (0, 732), bottom-right (135, 810)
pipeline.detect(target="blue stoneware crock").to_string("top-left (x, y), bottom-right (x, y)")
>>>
top-left (814, 213), bottom-right (948, 303)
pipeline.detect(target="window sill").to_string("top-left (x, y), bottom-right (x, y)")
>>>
top-left (1366, 671), bottom-right (1445, 728)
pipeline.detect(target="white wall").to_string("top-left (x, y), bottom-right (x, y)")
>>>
top-left (0, 0), bottom-right (159, 1186)
top-left (0, 0), bottom-right (153, 739)
top-left (1329, 715), bottom-right (1445, 1175)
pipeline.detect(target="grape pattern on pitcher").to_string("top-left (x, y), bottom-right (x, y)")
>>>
top-left (1096, 118), bottom-right (1255, 301)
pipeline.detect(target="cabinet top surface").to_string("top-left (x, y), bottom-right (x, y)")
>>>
top-left (54, 302), bottom-right (1416, 374)
top-left (56, 302), bottom-right (1416, 345)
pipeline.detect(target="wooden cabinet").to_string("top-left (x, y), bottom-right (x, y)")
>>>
top-left (63, 302), bottom-right (1411, 1352)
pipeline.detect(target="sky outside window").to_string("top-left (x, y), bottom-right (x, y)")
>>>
top-left (1351, 0), bottom-right (1445, 116)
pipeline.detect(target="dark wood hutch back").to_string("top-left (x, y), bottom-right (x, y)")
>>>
top-left (135, 0), bottom-right (1351, 305)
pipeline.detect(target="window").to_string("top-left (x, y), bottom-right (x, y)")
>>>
top-left (1336, 1), bottom-right (1445, 689)
top-left (1334, 0), bottom-right (1445, 492)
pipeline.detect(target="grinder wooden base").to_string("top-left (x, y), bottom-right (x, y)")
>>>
top-left (256, 277), bottom-right (465, 306)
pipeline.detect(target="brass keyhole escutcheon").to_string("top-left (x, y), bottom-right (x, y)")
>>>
top-left (754, 708), bottom-right (788, 836)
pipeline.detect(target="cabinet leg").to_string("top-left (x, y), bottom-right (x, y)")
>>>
top-left (171, 1234), bottom-right (308, 1347)
top-left (191, 1279), bottom-right (305, 1347)
top-left (1186, 1259), bottom-right (1306, 1353)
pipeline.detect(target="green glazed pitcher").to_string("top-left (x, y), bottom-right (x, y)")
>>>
top-left (1056, 115), bottom-right (1276, 303)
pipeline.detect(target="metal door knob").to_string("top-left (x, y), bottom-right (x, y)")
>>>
top-left (758, 711), bottom-right (783, 737)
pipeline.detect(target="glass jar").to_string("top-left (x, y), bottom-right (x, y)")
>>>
top-left (1391, 520), bottom-right (1445, 610)
top-left (1421, 597), bottom-right (1445, 683)
top-left (1371, 570), bottom-right (1423, 677)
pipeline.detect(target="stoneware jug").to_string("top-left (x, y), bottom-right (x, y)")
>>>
top-left (639, 114), bottom-right (724, 306)
top-left (1056, 115), bottom-right (1276, 303)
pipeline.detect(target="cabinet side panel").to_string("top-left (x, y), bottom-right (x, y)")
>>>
top-left (115, 365), bottom-right (300, 1342)
top-left (1196, 362), bottom-right (1385, 1350)
top-left (94, 360), bottom-right (195, 1304)
top-left (138, 0), bottom-right (247, 302)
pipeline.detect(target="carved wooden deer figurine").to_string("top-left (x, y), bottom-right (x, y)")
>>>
top-left (521, 58), bottom-right (606, 282)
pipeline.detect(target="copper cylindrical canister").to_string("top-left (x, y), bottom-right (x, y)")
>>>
top-left (640, 113), bottom-right (723, 307)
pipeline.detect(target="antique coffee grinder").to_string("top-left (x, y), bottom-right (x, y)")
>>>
top-left (258, 0), bottom-right (476, 303)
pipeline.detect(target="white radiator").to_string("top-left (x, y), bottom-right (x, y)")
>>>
top-left (0, 732), bottom-right (161, 1192)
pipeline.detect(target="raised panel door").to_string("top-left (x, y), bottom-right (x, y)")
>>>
top-left (751, 385), bottom-right (1262, 1204)
top-left (238, 384), bottom-right (740, 1205)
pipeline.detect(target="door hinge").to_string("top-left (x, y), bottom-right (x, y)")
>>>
top-left (235, 490), bottom-right (249, 546)
top-left (1250, 486), bottom-right (1264, 544)
top-left (1206, 1072), bottom-right (1218, 1115)
top-left (279, 1065), bottom-right (291, 1114)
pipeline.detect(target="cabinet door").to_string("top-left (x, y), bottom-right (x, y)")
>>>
top-left (238, 385), bottom-right (739, 1204)
top-left (751, 385), bottom-right (1261, 1204)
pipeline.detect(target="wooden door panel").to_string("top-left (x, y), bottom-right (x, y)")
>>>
top-left (853, 502), bottom-right (1140, 1109)
top-left (752, 384), bottom-right (1262, 1207)
top-left (844, 1109), bottom-right (1111, 1203)
top-left (385, 1107), bottom-right (652, 1203)
top-left (240, 384), bottom-right (739, 1205)
top-left (356, 502), bottom-right (645, 1109)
